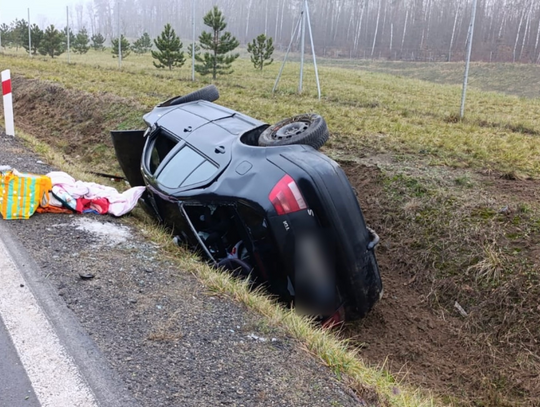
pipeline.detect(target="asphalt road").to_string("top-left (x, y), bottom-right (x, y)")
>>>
top-left (0, 317), bottom-right (40, 407)
top-left (0, 218), bottom-right (137, 407)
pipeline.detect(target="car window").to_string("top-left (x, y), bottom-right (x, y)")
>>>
top-left (150, 133), bottom-right (178, 174)
top-left (157, 146), bottom-right (205, 188)
top-left (182, 160), bottom-right (217, 187)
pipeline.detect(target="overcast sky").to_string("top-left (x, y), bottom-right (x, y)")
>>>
top-left (1, 0), bottom-right (74, 27)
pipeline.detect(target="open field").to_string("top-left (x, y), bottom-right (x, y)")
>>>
top-left (319, 58), bottom-right (540, 100)
top-left (4, 49), bottom-right (540, 179)
top-left (1, 49), bottom-right (540, 406)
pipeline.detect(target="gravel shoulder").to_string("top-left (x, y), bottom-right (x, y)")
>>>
top-left (0, 134), bottom-right (364, 407)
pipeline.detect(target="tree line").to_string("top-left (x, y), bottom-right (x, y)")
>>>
top-left (76, 0), bottom-right (540, 63)
top-left (4, 0), bottom-right (537, 63)
top-left (0, 7), bottom-right (275, 79)
top-left (0, 21), bottom-right (107, 57)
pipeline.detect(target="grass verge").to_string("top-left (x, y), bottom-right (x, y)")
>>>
top-left (2, 52), bottom-right (540, 178)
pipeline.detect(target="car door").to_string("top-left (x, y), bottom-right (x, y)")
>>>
top-left (142, 128), bottom-right (221, 237)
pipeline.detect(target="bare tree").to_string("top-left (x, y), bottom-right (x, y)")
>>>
top-left (75, 2), bottom-right (85, 31)
top-left (371, 0), bottom-right (382, 57)
top-left (519, 1), bottom-right (533, 61)
top-left (513, 7), bottom-right (526, 62)
top-left (353, 0), bottom-right (366, 53)
top-left (534, 7), bottom-right (540, 60)
top-left (449, 0), bottom-right (462, 61)
top-left (401, 8), bottom-right (409, 54)
top-left (72, 0), bottom-right (540, 64)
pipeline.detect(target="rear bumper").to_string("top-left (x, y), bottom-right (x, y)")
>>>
top-left (269, 150), bottom-right (383, 319)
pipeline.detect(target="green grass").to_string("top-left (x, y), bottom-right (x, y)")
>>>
top-left (3, 49), bottom-right (540, 179)
top-left (319, 58), bottom-right (540, 99)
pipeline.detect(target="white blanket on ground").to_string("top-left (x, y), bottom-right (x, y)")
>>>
top-left (47, 171), bottom-right (145, 216)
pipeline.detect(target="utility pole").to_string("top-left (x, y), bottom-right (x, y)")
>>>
top-left (192, 0), bottom-right (195, 81)
top-left (66, 6), bottom-right (70, 63)
top-left (298, 1), bottom-right (306, 94)
top-left (27, 8), bottom-right (31, 57)
top-left (274, 0), bottom-right (321, 99)
top-left (460, 0), bottom-right (477, 119)
top-left (305, 0), bottom-right (321, 100)
top-left (117, 0), bottom-right (122, 68)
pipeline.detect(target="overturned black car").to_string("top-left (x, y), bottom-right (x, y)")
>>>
top-left (111, 85), bottom-right (382, 323)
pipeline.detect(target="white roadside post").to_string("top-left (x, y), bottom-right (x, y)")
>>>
top-left (1, 70), bottom-right (15, 136)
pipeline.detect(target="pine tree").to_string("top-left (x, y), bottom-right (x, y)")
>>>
top-left (195, 7), bottom-right (239, 79)
top-left (91, 33), bottom-right (106, 51)
top-left (111, 34), bottom-right (131, 59)
top-left (0, 24), bottom-right (10, 47)
top-left (38, 25), bottom-right (65, 58)
top-left (132, 32), bottom-right (152, 54)
top-left (151, 24), bottom-right (185, 70)
top-left (22, 24), bottom-right (43, 55)
top-left (13, 19), bottom-right (28, 51)
top-left (247, 34), bottom-right (274, 71)
top-left (73, 28), bottom-right (90, 54)
top-left (187, 43), bottom-right (200, 59)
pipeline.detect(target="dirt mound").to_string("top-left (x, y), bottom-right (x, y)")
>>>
top-left (343, 162), bottom-right (540, 406)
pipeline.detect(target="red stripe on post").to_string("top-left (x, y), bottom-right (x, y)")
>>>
top-left (2, 79), bottom-right (12, 95)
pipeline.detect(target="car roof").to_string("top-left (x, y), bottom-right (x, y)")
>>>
top-left (143, 100), bottom-right (264, 135)
top-left (146, 100), bottom-right (265, 193)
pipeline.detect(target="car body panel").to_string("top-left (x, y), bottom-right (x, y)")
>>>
top-left (111, 96), bottom-right (382, 321)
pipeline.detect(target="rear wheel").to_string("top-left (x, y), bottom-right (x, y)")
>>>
top-left (258, 113), bottom-right (329, 150)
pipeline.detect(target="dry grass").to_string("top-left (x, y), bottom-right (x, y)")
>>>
top-left (2, 50), bottom-right (540, 178)
top-left (467, 243), bottom-right (506, 284)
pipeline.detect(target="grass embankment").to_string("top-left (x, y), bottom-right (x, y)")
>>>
top-left (2, 50), bottom-right (540, 178)
top-left (322, 58), bottom-right (540, 99)
top-left (2, 50), bottom-right (540, 406)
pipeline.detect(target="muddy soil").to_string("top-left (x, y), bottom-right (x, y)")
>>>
top-left (343, 163), bottom-right (540, 406)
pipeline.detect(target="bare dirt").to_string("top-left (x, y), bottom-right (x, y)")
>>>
top-left (6, 75), bottom-right (540, 406)
top-left (342, 162), bottom-right (540, 407)
top-left (10, 75), bottom-right (146, 173)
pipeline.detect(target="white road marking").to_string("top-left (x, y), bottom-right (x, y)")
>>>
top-left (0, 238), bottom-right (99, 407)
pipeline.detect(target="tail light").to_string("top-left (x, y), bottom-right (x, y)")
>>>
top-left (269, 175), bottom-right (307, 215)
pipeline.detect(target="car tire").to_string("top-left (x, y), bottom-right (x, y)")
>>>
top-left (158, 85), bottom-right (220, 107)
top-left (258, 113), bottom-right (329, 150)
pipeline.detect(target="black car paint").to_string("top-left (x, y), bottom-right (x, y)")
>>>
top-left (111, 99), bottom-right (382, 320)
